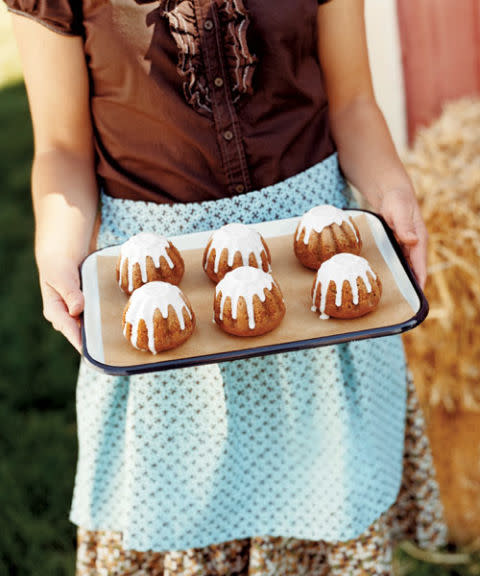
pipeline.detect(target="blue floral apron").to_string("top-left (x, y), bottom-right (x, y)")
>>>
top-left (69, 153), bottom-right (407, 552)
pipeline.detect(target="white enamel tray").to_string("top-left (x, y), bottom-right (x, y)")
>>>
top-left (80, 210), bottom-right (427, 375)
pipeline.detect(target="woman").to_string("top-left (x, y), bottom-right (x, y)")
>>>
top-left (8, 0), bottom-right (446, 573)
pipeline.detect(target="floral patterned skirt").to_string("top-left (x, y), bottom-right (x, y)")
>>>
top-left (75, 376), bottom-right (447, 576)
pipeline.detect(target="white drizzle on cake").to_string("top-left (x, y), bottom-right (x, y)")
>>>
top-left (312, 253), bottom-right (376, 320)
top-left (296, 205), bottom-right (359, 244)
top-left (216, 266), bottom-right (277, 330)
top-left (124, 281), bottom-right (192, 354)
top-left (204, 223), bottom-right (270, 274)
top-left (118, 232), bottom-right (175, 293)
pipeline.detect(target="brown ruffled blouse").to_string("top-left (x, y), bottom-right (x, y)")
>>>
top-left (6, 0), bottom-right (335, 203)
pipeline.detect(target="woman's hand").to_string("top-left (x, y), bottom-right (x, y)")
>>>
top-left (317, 0), bottom-right (428, 289)
top-left (38, 255), bottom-right (85, 353)
top-left (12, 14), bottom-right (99, 352)
top-left (369, 187), bottom-right (428, 289)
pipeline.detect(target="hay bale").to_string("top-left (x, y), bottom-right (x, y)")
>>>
top-left (403, 98), bottom-right (480, 413)
top-left (402, 98), bottom-right (480, 545)
top-left (426, 407), bottom-right (480, 545)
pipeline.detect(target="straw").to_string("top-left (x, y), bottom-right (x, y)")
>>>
top-left (402, 98), bottom-right (480, 412)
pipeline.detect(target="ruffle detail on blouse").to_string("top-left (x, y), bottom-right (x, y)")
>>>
top-left (218, 0), bottom-right (257, 98)
top-left (161, 0), bottom-right (257, 115)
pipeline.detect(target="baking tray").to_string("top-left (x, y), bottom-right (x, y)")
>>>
top-left (80, 210), bottom-right (428, 375)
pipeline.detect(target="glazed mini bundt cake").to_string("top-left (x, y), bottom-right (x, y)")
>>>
top-left (117, 232), bottom-right (184, 295)
top-left (122, 281), bottom-right (195, 353)
top-left (203, 223), bottom-right (271, 283)
top-left (294, 205), bottom-right (362, 270)
top-left (311, 253), bottom-right (382, 320)
top-left (214, 266), bottom-right (285, 336)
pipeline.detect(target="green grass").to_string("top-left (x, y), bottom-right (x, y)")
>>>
top-left (1, 16), bottom-right (78, 576)
top-left (0, 81), bottom-right (78, 576)
top-left (395, 543), bottom-right (480, 575)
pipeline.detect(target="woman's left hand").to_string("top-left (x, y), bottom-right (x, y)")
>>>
top-left (370, 186), bottom-right (428, 290)
top-left (316, 1), bottom-right (428, 291)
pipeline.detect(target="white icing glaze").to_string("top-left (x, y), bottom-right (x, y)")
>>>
top-left (215, 266), bottom-right (275, 330)
top-left (296, 205), bottom-right (359, 244)
top-left (118, 232), bottom-right (175, 293)
top-left (312, 253), bottom-right (376, 320)
top-left (204, 223), bottom-right (270, 275)
top-left (124, 281), bottom-right (192, 354)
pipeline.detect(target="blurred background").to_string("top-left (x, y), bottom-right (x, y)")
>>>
top-left (0, 5), bottom-right (79, 575)
top-left (0, 0), bottom-right (479, 574)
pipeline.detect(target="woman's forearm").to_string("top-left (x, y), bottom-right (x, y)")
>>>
top-left (329, 96), bottom-right (427, 287)
top-left (12, 15), bottom-right (98, 350)
top-left (31, 149), bottom-right (98, 351)
top-left (316, 0), bottom-right (426, 287)
top-left (330, 96), bottom-right (412, 205)
top-left (32, 148), bottom-right (98, 268)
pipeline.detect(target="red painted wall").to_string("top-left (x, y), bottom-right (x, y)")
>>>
top-left (397, 0), bottom-right (480, 142)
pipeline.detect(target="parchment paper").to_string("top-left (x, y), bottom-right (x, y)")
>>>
top-left (96, 215), bottom-right (415, 367)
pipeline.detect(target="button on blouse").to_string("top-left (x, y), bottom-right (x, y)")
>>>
top-left (4, 0), bottom-right (336, 203)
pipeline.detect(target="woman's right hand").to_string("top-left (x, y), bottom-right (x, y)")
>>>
top-left (11, 14), bottom-right (100, 354)
top-left (38, 256), bottom-right (85, 353)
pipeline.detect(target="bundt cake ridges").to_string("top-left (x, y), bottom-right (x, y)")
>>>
top-left (295, 205), bottom-right (359, 245)
top-left (311, 253), bottom-right (381, 320)
top-left (214, 266), bottom-right (285, 336)
top-left (117, 232), bottom-right (184, 294)
top-left (122, 281), bottom-right (194, 353)
top-left (294, 205), bottom-right (362, 269)
top-left (203, 223), bottom-right (271, 283)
